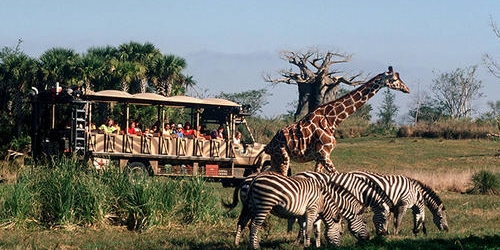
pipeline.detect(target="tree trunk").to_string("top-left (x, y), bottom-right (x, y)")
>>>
top-left (294, 83), bottom-right (312, 120)
top-left (122, 81), bottom-right (129, 92)
top-left (294, 80), bottom-right (340, 120)
top-left (140, 78), bottom-right (147, 93)
top-left (14, 81), bottom-right (26, 137)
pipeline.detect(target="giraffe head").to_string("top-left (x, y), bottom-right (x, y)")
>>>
top-left (378, 66), bottom-right (410, 93)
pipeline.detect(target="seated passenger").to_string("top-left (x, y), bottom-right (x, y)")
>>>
top-left (126, 121), bottom-right (137, 135)
top-left (233, 131), bottom-right (242, 144)
top-left (143, 127), bottom-right (152, 137)
top-left (152, 121), bottom-right (161, 133)
top-left (183, 122), bottom-right (194, 137)
top-left (175, 124), bottom-right (184, 138)
top-left (162, 123), bottom-right (172, 137)
top-left (112, 123), bottom-right (121, 134)
top-left (212, 126), bottom-right (224, 140)
top-left (99, 119), bottom-right (115, 134)
top-left (134, 121), bottom-right (142, 133)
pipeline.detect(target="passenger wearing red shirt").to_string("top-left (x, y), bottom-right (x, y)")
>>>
top-left (183, 122), bottom-right (194, 136)
top-left (126, 121), bottom-right (137, 135)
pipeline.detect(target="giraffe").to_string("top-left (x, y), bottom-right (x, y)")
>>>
top-left (265, 66), bottom-right (410, 175)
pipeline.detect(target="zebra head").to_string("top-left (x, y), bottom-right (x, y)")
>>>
top-left (432, 204), bottom-right (449, 232)
top-left (347, 214), bottom-right (370, 241)
top-left (324, 212), bottom-right (344, 246)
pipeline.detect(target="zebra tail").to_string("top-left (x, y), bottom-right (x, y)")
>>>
top-left (222, 181), bottom-right (243, 210)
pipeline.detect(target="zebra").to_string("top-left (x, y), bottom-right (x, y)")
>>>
top-left (288, 171), bottom-right (395, 236)
top-left (224, 172), bottom-right (343, 249)
top-left (291, 179), bottom-right (370, 246)
top-left (350, 171), bottom-right (449, 235)
top-left (288, 172), bottom-right (369, 239)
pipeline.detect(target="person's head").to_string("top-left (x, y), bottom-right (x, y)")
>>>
top-left (152, 125), bottom-right (158, 130)
top-left (218, 126), bottom-right (224, 132)
top-left (165, 123), bottom-right (170, 129)
top-left (144, 127), bottom-right (150, 133)
top-left (106, 119), bottom-right (113, 126)
top-left (130, 121), bottom-right (135, 128)
top-left (177, 124), bottom-right (183, 131)
top-left (184, 122), bottom-right (191, 130)
top-left (236, 131), bottom-right (242, 139)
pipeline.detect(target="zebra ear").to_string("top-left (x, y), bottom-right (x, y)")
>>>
top-left (441, 205), bottom-right (446, 211)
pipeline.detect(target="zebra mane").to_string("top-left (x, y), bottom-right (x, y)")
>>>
top-left (329, 182), bottom-right (367, 213)
top-left (412, 178), bottom-right (444, 209)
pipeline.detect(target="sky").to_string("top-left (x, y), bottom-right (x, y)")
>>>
top-left (1, 0), bottom-right (499, 120)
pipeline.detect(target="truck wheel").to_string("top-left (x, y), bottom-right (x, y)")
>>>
top-left (127, 162), bottom-right (149, 179)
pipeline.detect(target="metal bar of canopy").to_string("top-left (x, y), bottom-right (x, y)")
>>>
top-left (125, 103), bottom-right (129, 134)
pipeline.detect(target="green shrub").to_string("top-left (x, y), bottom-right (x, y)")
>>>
top-left (178, 177), bottom-right (221, 223)
top-left (468, 170), bottom-right (499, 195)
top-left (0, 174), bottom-right (34, 226)
top-left (36, 157), bottom-right (109, 227)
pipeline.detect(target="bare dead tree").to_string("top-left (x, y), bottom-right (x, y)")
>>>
top-left (264, 49), bottom-right (362, 120)
top-left (483, 16), bottom-right (500, 78)
top-left (432, 66), bottom-right (483, 119)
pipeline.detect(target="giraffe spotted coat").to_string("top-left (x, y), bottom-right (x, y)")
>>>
top-left (265, 67), bottom-right (410, 175)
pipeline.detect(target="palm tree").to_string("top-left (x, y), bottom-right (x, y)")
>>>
top-left (112, 60), bottom-right (144, 92)
top-left (80, 54), bottom-right (107, 93)
top-left (86, 46), bottom-right (119, 91)
top-left (118, 42), bottom-right (160, 93)
top-left (148, 54), bottom-right (187, 97)
top-left (0, 52), bottom-right (39, 136)
top-left (179, 74), bottom-right (197, 95)
top-left (39, 48), bottom-right (81, 88)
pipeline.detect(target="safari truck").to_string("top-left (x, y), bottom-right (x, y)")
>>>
top-left (30, 86), bottom-right (271, 186)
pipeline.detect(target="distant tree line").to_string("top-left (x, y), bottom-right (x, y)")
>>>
top-left (0, 40), bottom-right (195, 150)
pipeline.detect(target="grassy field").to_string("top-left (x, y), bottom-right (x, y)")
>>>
top-left (0, 137), bottom-right (499, 249)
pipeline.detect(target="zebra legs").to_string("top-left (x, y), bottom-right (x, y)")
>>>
top-left (393, 205), bottom-right (407, 235)
top-left (235, 205), bottom-right (252, 246)
top-left (249, 210), bottom-right (269, 250)
top-left (292, 217), bottom-right (322, 247)
top-left (412, 203), bottom-right (426, 235)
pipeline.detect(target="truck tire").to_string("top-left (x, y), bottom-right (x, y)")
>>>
top-left (127, 161), bottom-right (149, 179)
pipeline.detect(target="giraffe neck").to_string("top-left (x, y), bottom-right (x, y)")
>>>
top-left (325, 77), bottom-right (384, 128)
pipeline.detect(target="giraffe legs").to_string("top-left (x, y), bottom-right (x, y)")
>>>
top-left (314, 149), bottom-right (337, 173)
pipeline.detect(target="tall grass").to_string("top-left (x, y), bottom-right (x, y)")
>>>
top-left (0, 157), bottom-right (221, 230)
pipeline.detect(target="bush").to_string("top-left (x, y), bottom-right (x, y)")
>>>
top-left (335, 117), bottom-right (372, 138)
top-left (468, 170), bottom-right (499, 195)
top-left (397, 119), bottom-right (499, 139)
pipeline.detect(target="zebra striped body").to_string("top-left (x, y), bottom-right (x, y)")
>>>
top-left (290, 171), bottom-right (394, 235)
top-left (350, 171), bottom-right (448, 235)
top-left (290, 171), bottom-right (370, 243)
top-left (229, 172), bottom-right (343, 249)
